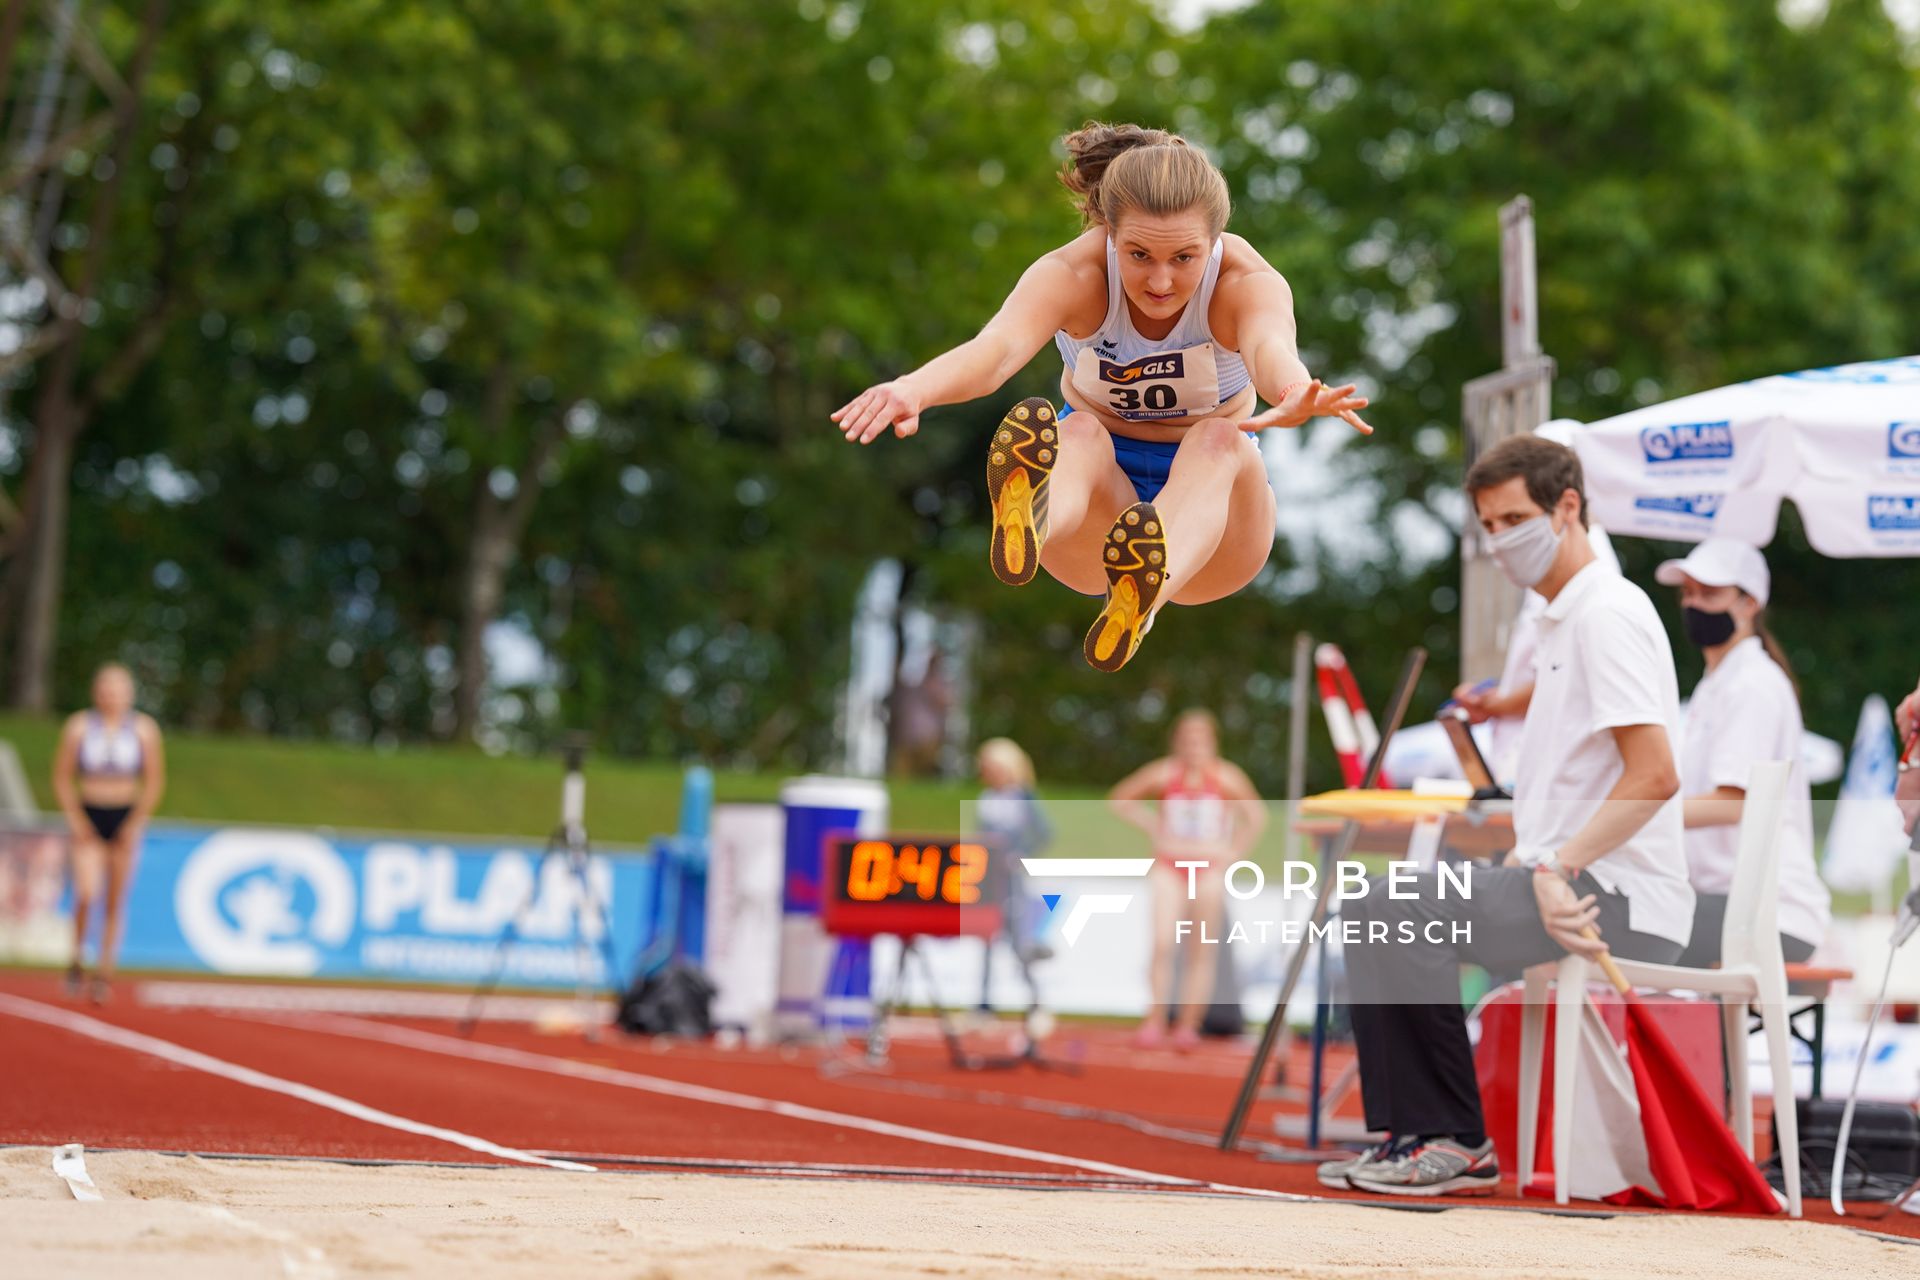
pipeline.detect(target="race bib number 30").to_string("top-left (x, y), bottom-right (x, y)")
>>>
top-left (1074, 344), bottom-right (1221, 421)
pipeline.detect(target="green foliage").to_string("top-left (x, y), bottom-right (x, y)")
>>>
top-left (1184, 0), bottom-right (1920, 779)
top-left (21, 0), bottom-right (1920, 796)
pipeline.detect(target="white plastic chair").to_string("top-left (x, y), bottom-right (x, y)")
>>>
top-left (1516, 760), bottom-right (1799, 1216)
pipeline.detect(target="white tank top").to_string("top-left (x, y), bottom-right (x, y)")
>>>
top-left (78, 712), bottom-right (143, 778)
top-left (1054, 237), bottom-right (1252, 422)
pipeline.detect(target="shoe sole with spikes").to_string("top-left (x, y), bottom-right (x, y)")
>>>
top-left (1084, 501), bottom-right (1166, 672)
top-left (986, 397), bottom-right (1059, 586)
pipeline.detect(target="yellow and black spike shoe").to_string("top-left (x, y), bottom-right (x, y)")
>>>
top-left (1084, 501), bottom-right (1166, 673)
top-left (987, 397), bottom-right (1058, 586)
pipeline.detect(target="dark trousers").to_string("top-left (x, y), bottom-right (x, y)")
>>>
top-left (1675, 891), bottom-right (1815, 969)
top-left (1344, 864), bottom-right (1684, 1139)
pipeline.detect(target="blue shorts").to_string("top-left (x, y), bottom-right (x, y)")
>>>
top-left (1059, 403), bottom-right (1257, 503)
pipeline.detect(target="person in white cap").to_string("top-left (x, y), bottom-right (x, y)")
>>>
top-left (1655, 538), bottom-right (1829, 965)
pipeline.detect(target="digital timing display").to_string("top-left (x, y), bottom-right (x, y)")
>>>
top-left (820, 835), bottom-right (1003, 938)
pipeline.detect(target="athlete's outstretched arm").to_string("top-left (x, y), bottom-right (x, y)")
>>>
top-left (1224, 272), bottom-right (1372, 435)
top-left (831, 254), bottom-right (1080, 445)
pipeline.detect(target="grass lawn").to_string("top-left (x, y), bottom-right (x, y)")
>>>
top-left (11, 712), bottom-right (1895, 908)
top-left (0, 714), bottom-right (1108, 845)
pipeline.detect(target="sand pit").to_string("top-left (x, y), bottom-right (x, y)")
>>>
top-left (4, 1146), bottom-right (1917, 1279)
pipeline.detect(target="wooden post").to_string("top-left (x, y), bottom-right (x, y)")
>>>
top-left (1283, 631), bottom-right (1312, 866)
top-left (1459, 197), bottom-right (1555, 684)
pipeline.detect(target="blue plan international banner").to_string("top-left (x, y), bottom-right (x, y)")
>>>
top-left (114, 823), bottom-right (659, 988)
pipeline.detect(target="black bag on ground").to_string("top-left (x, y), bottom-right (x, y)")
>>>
top-left (1767, 1098), bottom-right (1920, 1200)
top-left (615, 962), bottom-right (716, 1037)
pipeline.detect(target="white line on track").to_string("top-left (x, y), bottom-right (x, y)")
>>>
top-left (0, 994), bottom-right (594, 1173)
top-left (265, 1012), bottom-right (1306, 1200)
top-left (137, 980), bottom-right (611, 1025)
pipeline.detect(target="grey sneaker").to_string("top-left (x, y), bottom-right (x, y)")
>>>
top-left (1346, 1136), bottom-right (1498, 1197)
top-left (1315, 1137), bottom-right (1403, 1190)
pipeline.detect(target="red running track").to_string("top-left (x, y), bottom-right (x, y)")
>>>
top-left (3, 972), bottom-right (1915, 1237)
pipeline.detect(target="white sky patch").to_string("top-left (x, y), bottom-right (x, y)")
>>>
top-left (1156, 0), bottom-right (1256, 33)
top-left (484, 618), bottom-right (552, 687)
top-left (1259, 424), bottom-right (1413, 590)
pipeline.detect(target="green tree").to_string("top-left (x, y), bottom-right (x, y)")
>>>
top-left (1181, 0), bottom-right (1920, 773)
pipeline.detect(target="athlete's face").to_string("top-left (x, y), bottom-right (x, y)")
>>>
top-left (1113, 210), bottom-right (1213, 324)
top-left (1172, 714), bottom-right (1217, 766)
top-left (92, 667), bottom-right (134, 717)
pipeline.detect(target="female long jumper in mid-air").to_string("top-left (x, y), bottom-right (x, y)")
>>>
top-left (832, 122), bottom-right (1372, 672)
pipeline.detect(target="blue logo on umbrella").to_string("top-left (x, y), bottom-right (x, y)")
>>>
top-left (1867, 495), bottom-right (1920, 532)
top-left (1641, 422), bottom-right (1733, 464)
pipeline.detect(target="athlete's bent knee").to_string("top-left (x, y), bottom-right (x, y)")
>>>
top-left (1058, 412), bottom-right (1105, 452)
top-left (1180, 417), bottom-right (1249, 460)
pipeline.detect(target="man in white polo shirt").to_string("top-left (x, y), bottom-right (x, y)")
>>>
top-left (1327, 435), bottom-right (1690, 1198)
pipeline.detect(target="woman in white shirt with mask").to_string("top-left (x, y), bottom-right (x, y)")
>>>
top-left (1655, 539), bottom-right (1829, 965)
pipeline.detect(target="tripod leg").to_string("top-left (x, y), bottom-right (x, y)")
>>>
top-left (1217, 835), bottom-right (1340, 1149)
top-left (463, 835), bottom-right (562, 1035)
top-left (911, 938), bottom-right (973, 1070)
top-left (572, 842), bottom-right (627, 998)
top-left (869, 937), bottom-right (912, 1064)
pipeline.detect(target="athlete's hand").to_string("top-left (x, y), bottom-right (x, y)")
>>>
top-left (1240, 379), bottom-right (1372, 435)
top-left (832, 380), bottom-right (923, 445)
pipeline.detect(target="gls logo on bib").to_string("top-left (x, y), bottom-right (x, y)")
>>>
top-left (1099, 353), bottom-right (1185, 384)
top-left (1888, 422), bottom-right (1920, 459)
top-left (1641, 421), bottom-right (1733, 464)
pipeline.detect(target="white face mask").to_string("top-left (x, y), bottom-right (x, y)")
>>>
top-left (1487, 512), bottom-right (1564, 589)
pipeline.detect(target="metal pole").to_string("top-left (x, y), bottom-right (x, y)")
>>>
top-left (1218, 647), bottom-right (1427, 1152)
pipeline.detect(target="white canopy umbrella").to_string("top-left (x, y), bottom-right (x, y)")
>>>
top-left (1537, 354), bottom-right (1920, 894)
top-left (1539, 354), bottom-right (1920, 555)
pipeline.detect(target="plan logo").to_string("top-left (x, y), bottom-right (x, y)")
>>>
top-left (1020, 858), bottom-right (1154, 946)
top-left (1890, 422), bottom-right (1920, 459)
top-left (1632, 493), bottom-right (1722, 520)
top-left (1868, 495), bottom-right (1920, 532)
top-left (175, 830), bottom-right (356, 975)
top-left (1640, 421), bottom-right (1733, 465)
